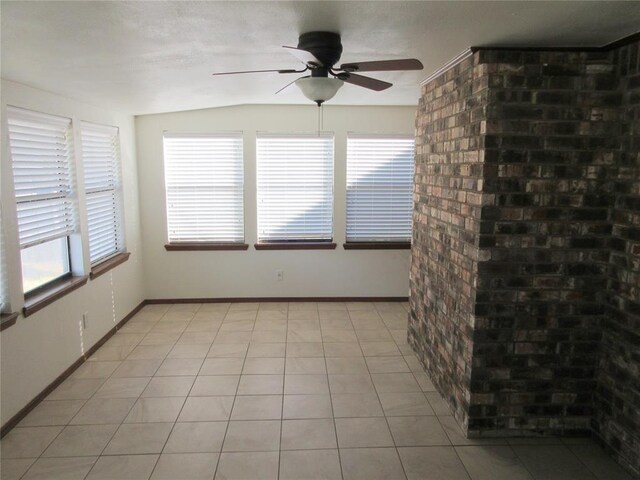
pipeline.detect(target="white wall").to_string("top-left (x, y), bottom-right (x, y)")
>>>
top-left (0, 79), bottom-right (145, 424)
top-left (136, 104), bottom-right (415, 299)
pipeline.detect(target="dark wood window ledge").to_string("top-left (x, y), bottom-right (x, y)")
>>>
top-left (0, 312), bottom-right (19, 332)
top-left (23, 276), bottom-right (88, 318)
top-left (165, 243), bottom-right (249, 251)
top-left (254, 242), bottom-right (337, 250)
top-left (90, 252), bottom-right (131, 280)
top-left (343, 242), bottom-right (411, 250)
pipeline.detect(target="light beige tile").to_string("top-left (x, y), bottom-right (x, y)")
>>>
top-left (287, 329), bottom-right (322, 343)
top-left (328, 374), bottom-right (375, 394)
top-left (70, 398), bottom-right (136, 425)
top-left (399, 446), bottom-right (471, 480)
top-left (87, 345), bottom-right (135, 362)
top-left (213, 331), bottom-right (252, 344)
top-left (387, 416), bottom-right (450, 446)
top-left (94, 377), bottom-right (150, 398)
top-left (127, 344), bottom-right (172, 360)
top-left (372, 373), bottom-right (421, 393)
top-left (206, 343), bottom-right (248, 358)
top-left (139, 333), bottom-right (180, 346)
top-left (164, 422), bottom-right (227, 453)
top-left (168, 344), bottom-right (210, 359)
top-left (178, 396), bottom-right (234, 422)
top-left (151, 453), bottom-right (219, 480)
top-left (284, 374), bottom-right (329, 394)
top-left (326, 357), bottom-right (368, 374)
top-left (246, 343), bottom-right (286, 358)
top-left (191, 375), bottom-right (240, 396)
top-left (71, 361), bottom-right (120, 379)
top-left (231, 395), bottom-right (282, 420)
top-left (438, 416), bottom-right (506, 446)
top-left (360, 342), bottom-right (401, 357)
top-left (177, 331), bottom-right (217, 345)
top-left (156, 358), bottom-right (203, 376)
top-left (0, 458), bottom-right (36, 480)
top-left (318, 302), bottom-right (347, 311)
top-left (200, 358), bottom-right (244, 375)
top-left (283, 394), bottom-right (333, 419)
top-left (356, 330), bottom-right (394, 342)
top-left (320, 317), bottom-right (353, 331)
top-left (568, 444), bottom-right (633, 480)
top-left (286, 342), bottom-right (324, 357)
top-left (237, 375), bottom-right (283, 395)
top-left (250, 329), bottom-right (287, 342)
top-left (340, 447), bottom-right (406, 480)
top-left (414, 372), bottom-right (437, 391)
top-left (425, 392), bottom-right (451, 416)
top-left (47, 378), bottom-right (104, 401)
top-left (219, 320), bottom-right (255, 332)
top-left (19, 400), bottom-right (84, 427)
top-left (42, 424), bottom-right (117, 457)
top-left (324, 342), bottom-right (364, 358)
top-left (378, 392), bottom-right (435, 417)
top-left (285, 357), bottom-right (326, 374)
top-left (281, 419), bottom-right (337, 450)
top-left (335, 417), bottom-right (394, 448)
top-left (346, 302), bottom-right (377, 312)
top-left (351, 317), bottom-right (387, 331)
top-left (111, 359), bottom-right (162, 378)
top-left (512, 445), bottom-right (597, 480)
top-left (224, 311), bottom-right (257, 322)
top-left (185, 320), bottom-right (222, 334)
top-left (366, 356), bottom-right (410, 373)
top-left (1, 426), bottom-right (63, 458)
top-left (118, 321), bottom-right (155, 335)
top-left (222, 420), bottom-right (280, 452)
top-left (279, 449), bottom-right (342, 480)
top-left (331, 393), bottom-right (384, 418)
top-left (141, 376), bottom-right (195, 397)
top-left (455, 445), bottom-right (533, 480)
top-left (85, 454), bottom-right (158, 480)
top-left (124, 397), bottom-right (185, 423)
top-left (241, 357), bottom-right (284, 374)
top-left (104, 423), bottom-right (172, 455)
top-left (322, 329), bottom-right (358, 342)
top-left (21, 456), bottom-right (97, 480)
top-left (215, 451), bottom-right (278, 480)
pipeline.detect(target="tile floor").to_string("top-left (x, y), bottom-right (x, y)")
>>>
top-left (0, 302), bottom-right (633, 480)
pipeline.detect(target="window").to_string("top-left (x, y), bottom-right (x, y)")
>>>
top-left (163, 132), bottom-right (244, 244)
top-left (7, 107), bottom-right (77, 294)
top-left (81, 122), bottom-right (125, 264)
top-left (346, 134), bottom-right (415, 243)
top-left (256, 133), bottom-right (334, 243)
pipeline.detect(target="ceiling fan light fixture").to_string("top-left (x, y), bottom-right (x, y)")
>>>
top-left (295, 77), bottom-right (343, 106)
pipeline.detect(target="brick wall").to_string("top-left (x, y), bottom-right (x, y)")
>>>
top-left (408, 56), bottom-right (488, 429)
top-left (595, 40), bottom-right (640, 476)
top-left (411, 39), bottom-right (639, 476)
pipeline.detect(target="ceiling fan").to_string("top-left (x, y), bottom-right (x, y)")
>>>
top-left (212, 31), bottom-right (424, 106)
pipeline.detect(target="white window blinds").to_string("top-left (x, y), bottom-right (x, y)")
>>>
top-left (257, 133), bottom-right (334, 242)
top-left (163, 133), bottom-right (244, 243)
top-left (346, 134), bottom-right (415, 242)
top-left (8, 107), bottom-right (77, 249)
top-left (81, 122), bottom-right (124, 264)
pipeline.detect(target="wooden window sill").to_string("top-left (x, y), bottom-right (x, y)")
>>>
top-left (23, 276), bottom-right (88, 318)
top-left (90, 252), bottom-right (131, 280)
top-left (0, 312), bottom-right (19, 332)
top-left (254, 242), bottom-right (337, 250)
top-left (165, 243), bottom-right (249, 251)
top-left (343, 242), bottom-right (411, 250)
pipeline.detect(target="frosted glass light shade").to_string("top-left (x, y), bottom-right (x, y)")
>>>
top-left (295, 77), bottom-right (344, 105)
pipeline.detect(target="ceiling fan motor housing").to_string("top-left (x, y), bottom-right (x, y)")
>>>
top-left (297, 31), bottom-right (343, 69)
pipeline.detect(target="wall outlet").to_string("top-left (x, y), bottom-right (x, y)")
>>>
top-left (276, 270), bottom-right (284, 281)
top-left (82, 312), bottom-right (89, 329)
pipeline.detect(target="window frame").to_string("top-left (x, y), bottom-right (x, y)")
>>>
top-left (163, 132), bottom-right (247, 250)
top-left (255, 132), bottom-right (335, 248)
top-left (344, 133), bottom-right (415, 249)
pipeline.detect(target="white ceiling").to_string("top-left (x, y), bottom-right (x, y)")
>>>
top-left (2, 1), bottom-right (639, 115)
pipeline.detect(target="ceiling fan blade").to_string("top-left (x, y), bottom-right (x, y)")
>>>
top-left (212, 68), bottom-right (304, 76)
top-left (337, 72), bottom-right (392, 91)
top-left (338, 59), bottom-right (423, 73)
top-left (283, 46), bottom-right (323, 67)
top-left (275, 77), bottom-right (301, 95)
